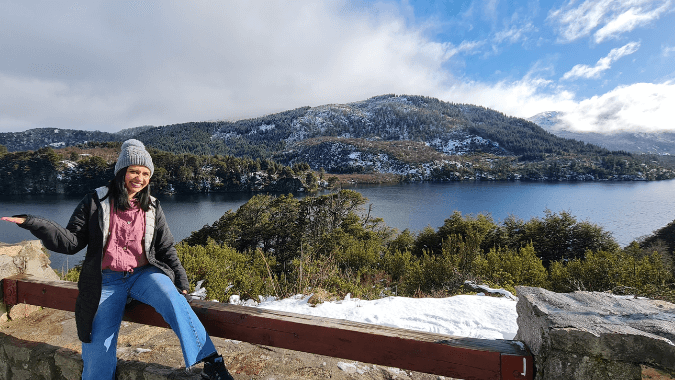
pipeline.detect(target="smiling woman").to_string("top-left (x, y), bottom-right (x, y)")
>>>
top-left (124, 165), bottom-right (151, 199)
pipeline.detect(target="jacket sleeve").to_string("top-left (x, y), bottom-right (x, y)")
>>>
top-left (153, 204), bottom-right (190, 291)
top-left (17, 194), bottom-right (92, 255)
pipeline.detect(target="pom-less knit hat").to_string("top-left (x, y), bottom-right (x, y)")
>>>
top-left (114, 139), bottom-right (154, 176)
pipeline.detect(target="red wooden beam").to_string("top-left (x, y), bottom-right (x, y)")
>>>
top-left (2, 274), bottom-right (533, 380)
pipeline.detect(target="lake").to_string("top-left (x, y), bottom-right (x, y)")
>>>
top-left (1, 180), bottom-right (673, 272)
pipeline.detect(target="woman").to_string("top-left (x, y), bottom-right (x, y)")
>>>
top-left (2, 139), bottom-right (233, 380)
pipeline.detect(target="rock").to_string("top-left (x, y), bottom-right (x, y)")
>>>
top-left (515, 286), bottom-right (675, 380)
top-left (0, 240), bottom-right (60, 322)
top-left (54, 348), bottom-right (83, 380)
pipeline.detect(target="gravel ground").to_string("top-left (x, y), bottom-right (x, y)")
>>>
top-left (1, 307), bottom-right (447, 379)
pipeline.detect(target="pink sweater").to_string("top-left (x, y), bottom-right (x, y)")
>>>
top-left (101, 199), bottom-right (149, 271)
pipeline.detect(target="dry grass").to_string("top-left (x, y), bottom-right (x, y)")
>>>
top-left (307, 288), bottom-right (339, 306)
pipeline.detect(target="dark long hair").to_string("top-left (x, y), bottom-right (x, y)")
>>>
top-left (107, 167), bottom-right (152, 212)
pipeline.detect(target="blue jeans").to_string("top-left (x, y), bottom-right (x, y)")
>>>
top-left (81, 265), bottom-right (216, 380)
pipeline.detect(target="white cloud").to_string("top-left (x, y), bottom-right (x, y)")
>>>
top-left (493, 22), bottom-right (537, 45)
top-left (663, 45), bottom-right (675, 56)
top-left (562, 41), bottom-right (641, 80)
top-left (548, 0), bottom-right (673, 43)
top-left (0, 0), bottom-right (672, 137)
top-left (559, 81), bottom-right (675, 132)
top-left (594, 1), bottom-right (674, 42)
top-left (451, 40), bottom-right (487, 56)
top-left (0, 1), bottom-right (460, 132)
top-left (447, 78), bottom-right (675, 133)
top-left (436, 77), bottom-right (578, 122)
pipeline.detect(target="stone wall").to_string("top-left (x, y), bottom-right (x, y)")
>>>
top-left (516, 286), bottom-right (675, 380)
top-left (0, 331), bottom-right (201, 380)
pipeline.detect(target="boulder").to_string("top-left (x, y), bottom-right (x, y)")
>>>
top-left (515, 286), bottom-right (675, 380)
top-left (0, 240), bottom-right (60, 322)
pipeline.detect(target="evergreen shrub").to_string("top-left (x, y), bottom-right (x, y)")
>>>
top-left (176, 240), bottom-right (277, 302)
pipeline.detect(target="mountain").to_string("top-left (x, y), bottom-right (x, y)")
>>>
top-left (134, 95), bottom-right (607, 159)
top-left (2, 95), bottom-right (601, 157)
top-left (528, 111), bottom-right (675, 155)
top-left (2, 95), bottom-right (674, 181)
top-left (0, 128), bottom-right (118, 152)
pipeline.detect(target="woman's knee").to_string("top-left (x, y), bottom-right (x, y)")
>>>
top-left (130, 269), bottom-right (182, 307)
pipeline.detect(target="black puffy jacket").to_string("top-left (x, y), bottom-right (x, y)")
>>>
top-left (18, 186), bottom-right (189, 342)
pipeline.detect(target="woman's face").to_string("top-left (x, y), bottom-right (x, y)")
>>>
top-left (124, 165), bottom-right (151, 199)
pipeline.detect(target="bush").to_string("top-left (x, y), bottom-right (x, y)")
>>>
top-left (399, 252), bottom-right (465, 296)
top-left (176, 240), bottom-right (277, 302)
top-left (473, 244), bottom-right (548, 290)
top-left (63, 264), bottom-right (82, 282)
top-left (548, 249), bottom-right (673, 296)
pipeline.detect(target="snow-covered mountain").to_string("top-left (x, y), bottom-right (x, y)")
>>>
top-left (528, 111), bottom-right (675, 155)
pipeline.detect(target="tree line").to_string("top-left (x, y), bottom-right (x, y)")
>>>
top-left (0, 143), bottom-right (314, 195)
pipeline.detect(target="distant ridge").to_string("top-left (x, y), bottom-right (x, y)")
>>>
top-left (528, 111), bottom-right (675, 155)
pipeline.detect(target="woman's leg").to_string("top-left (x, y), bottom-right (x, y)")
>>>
top-left (81, 271), bottom-right (129, 380)
top-left (128, 266), bottom-right (217, 367)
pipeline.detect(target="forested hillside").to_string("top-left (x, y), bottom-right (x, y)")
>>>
top-left (135, 94), bottom-right (605, 158)
top-left (0, 128), bottom-right (118, 151)
top-left (0, 143), bottom-right (314, 195)
top-left (2, 94), bottom-right (674, 182)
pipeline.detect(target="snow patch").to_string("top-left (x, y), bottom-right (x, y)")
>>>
top-left (337, 361), bottom-right (371, 374)
top-left (257, 291), bottom-right (518, 340)
top-left (211, 131), bottom-right (239, 140)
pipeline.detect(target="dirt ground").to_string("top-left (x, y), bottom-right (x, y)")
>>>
top-left (0, 307), bottom-right (447, 380)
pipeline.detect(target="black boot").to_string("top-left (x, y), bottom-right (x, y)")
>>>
top-left (201, 353), bottom-right (234, 380)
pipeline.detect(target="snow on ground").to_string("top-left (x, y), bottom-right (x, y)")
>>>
top-left (252, 292), bottom-right (519, 340)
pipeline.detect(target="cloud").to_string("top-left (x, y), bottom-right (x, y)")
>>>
top-left (594, 0), bottom-right (674, 42)
top-left (559, 81), bottom-right (675, 132)
top-left (430, 68), bottom-right (675, 133)
top-left (0, 0), bottom-right (672, 137)
top-left (0, 1), bottom-right (461, 132)
top-left (663, 45), bottom-right (675, 56)
top-left (454, 76), bottom-right (675, 133)
top-left (493, 22), bottom-right (537, 45)
top-left (435, 76), bottom-right (578, 123)
top-left (548, 0), bottom-right (673, 43)
top-left (562, 41), bottom-right (641, 80)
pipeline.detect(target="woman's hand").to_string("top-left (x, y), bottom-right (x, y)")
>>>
top-left (182, 289), bottom-right (195, 303)
top-left (1, 216), bottom-right (26, 224)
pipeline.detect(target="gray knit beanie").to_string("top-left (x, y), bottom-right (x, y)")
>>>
top-left (114, 139), bottom-right (154, 176)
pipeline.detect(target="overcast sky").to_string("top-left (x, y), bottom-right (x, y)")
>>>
top-left (1, 0), bottom-right (674, 134)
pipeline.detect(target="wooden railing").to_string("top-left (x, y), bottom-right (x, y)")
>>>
top-left (2, 274), bottom-right (533, 380)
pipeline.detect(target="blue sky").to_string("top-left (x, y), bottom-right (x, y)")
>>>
top-left (1, 0), bottom-right (674, 133)
top-left (403, 0), bottom-right (673, 96)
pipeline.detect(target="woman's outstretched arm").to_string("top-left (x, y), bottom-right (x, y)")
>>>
top-left (1, 216), bottom-right (26, 224)
top-left (2, 193), bottom-right (94, 255)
